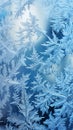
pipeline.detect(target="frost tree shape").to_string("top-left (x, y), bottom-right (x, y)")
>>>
top-left (0, 0), bottom-right (73, 130)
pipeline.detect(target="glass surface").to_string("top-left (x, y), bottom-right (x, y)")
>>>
top-left (0, 0), bottom-right (73, 129)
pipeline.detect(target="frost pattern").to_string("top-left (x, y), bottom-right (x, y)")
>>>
top-left (0, 0), bottom-right (73, 130)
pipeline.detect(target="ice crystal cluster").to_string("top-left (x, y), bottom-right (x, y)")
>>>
top-left (0, 0), bottom-right (73, 130)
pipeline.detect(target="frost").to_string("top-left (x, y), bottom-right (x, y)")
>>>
top-left (0, 0), bottom-right (73, 130)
